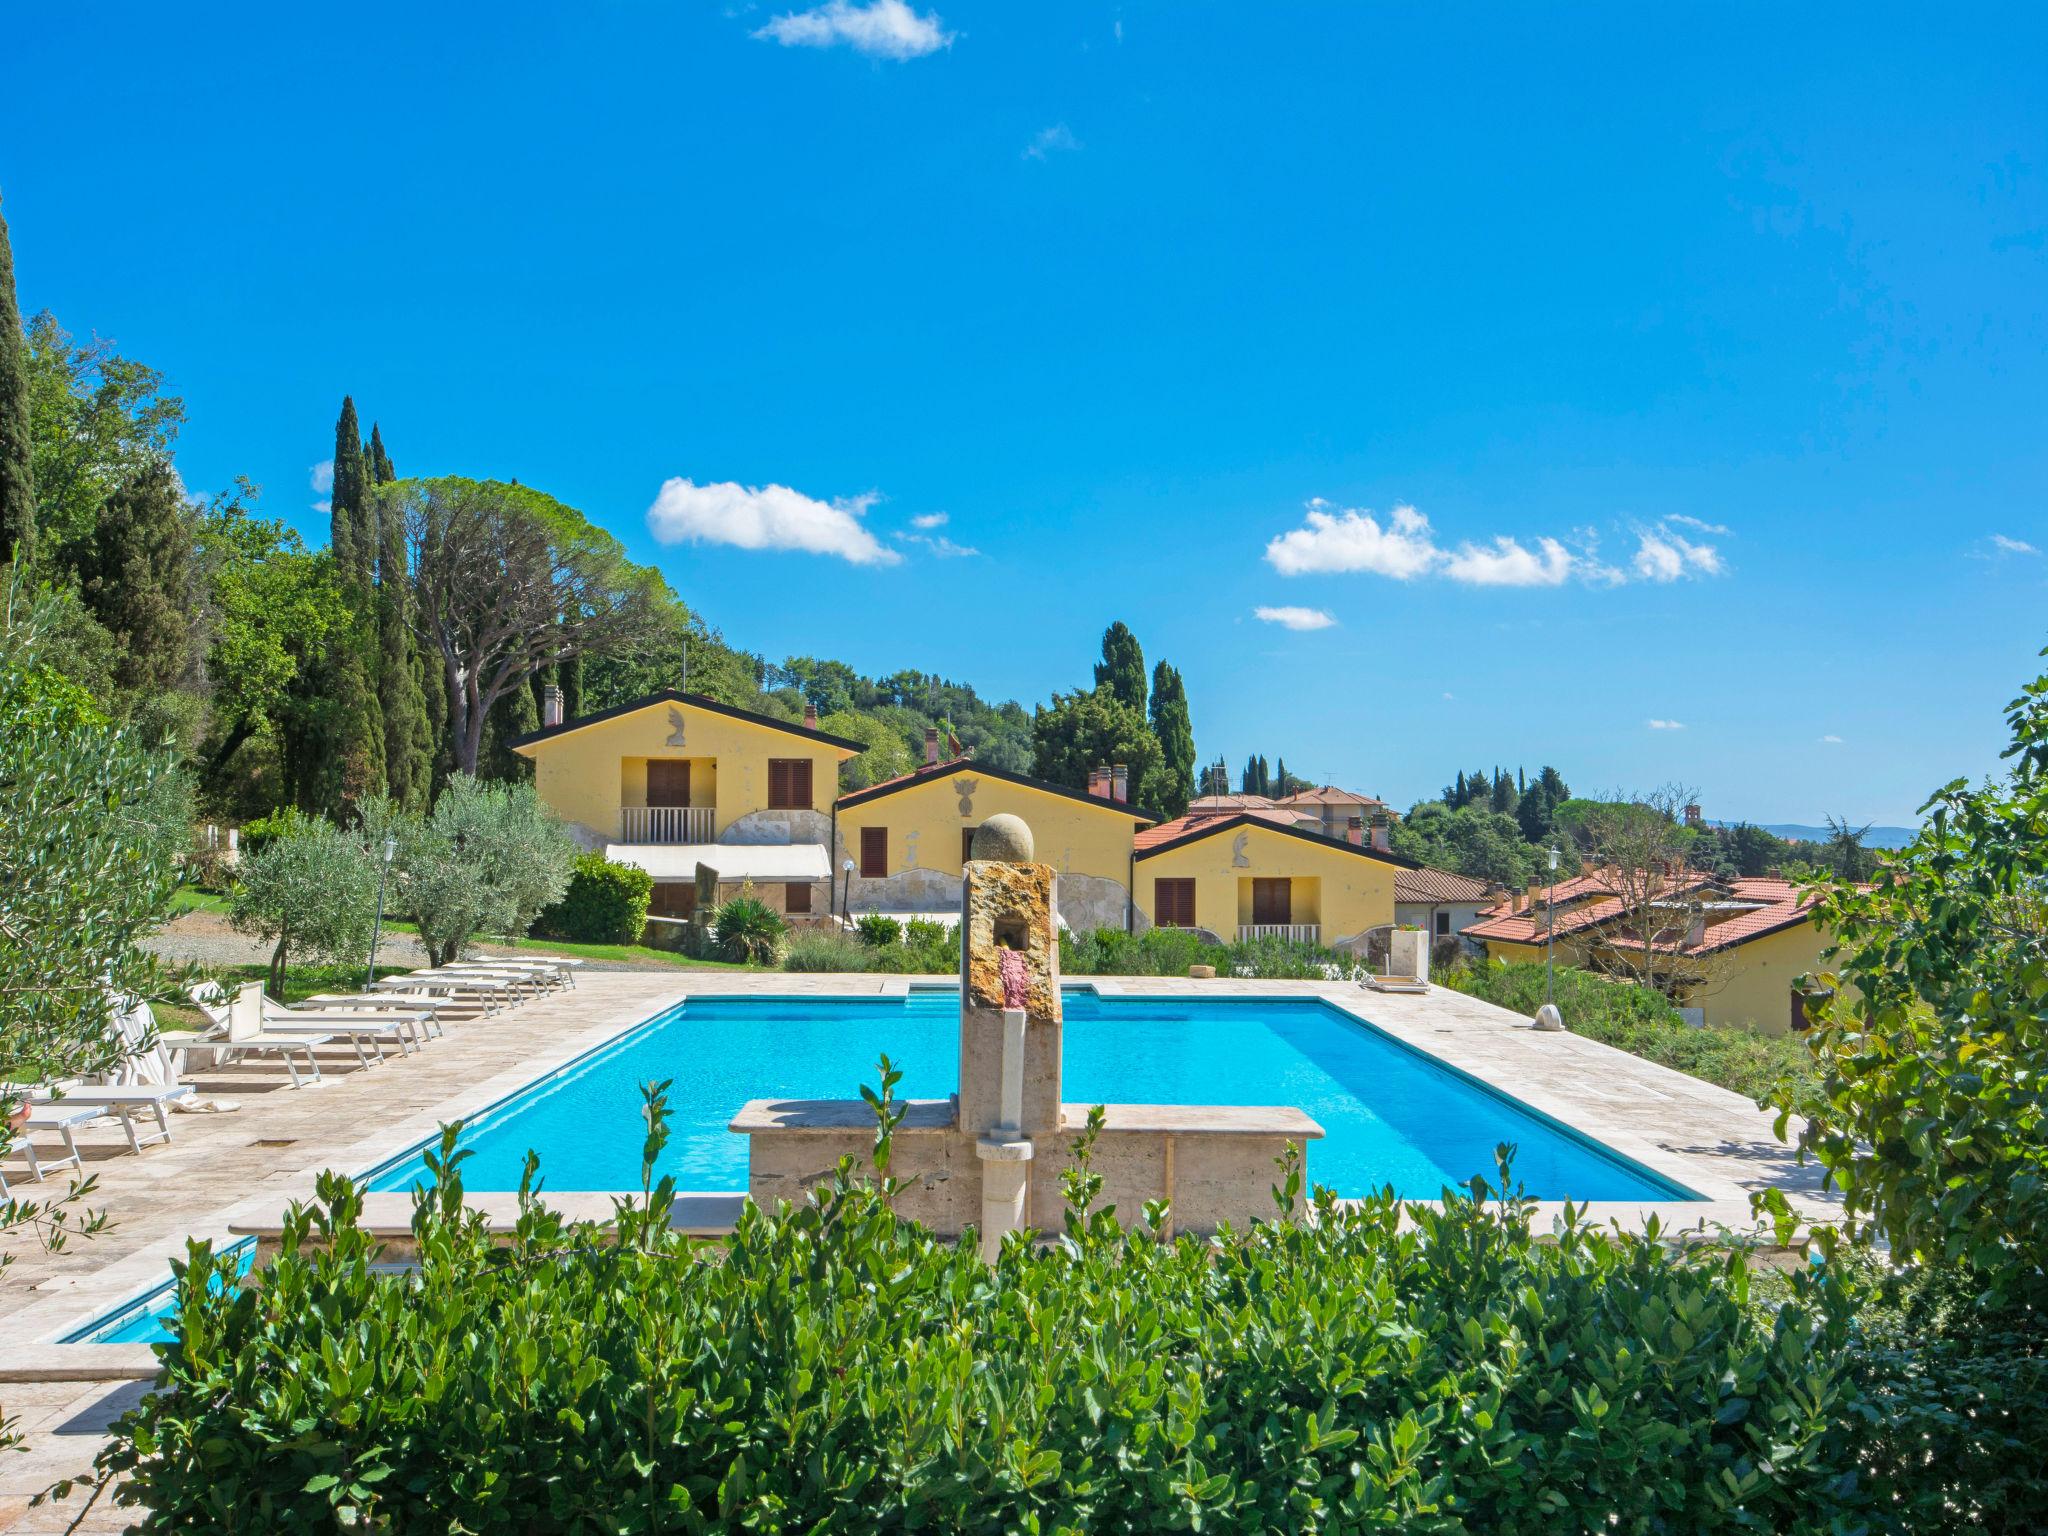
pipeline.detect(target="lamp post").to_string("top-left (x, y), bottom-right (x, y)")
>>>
top-left (841, 857), bottom-right (856, 925)
top-left (366, 835), bottom-right (398, 988)
top-left (1545, 845), bottom-right (1560, 1007)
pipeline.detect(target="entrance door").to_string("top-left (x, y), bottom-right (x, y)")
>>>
top-left (646, 760), bottom-right (691, 807)
top-left (1251, 878), bottom-right (1292, 926)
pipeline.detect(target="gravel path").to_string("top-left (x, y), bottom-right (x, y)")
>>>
top-left (142, 910), bottom-right (667, 973)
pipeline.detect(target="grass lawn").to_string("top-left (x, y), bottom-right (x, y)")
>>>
top-left (1442, 959), bottom-right (1818, 1102)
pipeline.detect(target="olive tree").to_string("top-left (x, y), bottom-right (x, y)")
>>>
top-left (0, 581), bottom-right (190, 1448)
top-left (228, 811), bottom-right (379, 997)
top-left (1775, 649), bottom-right (2048, 1305)
top-left (366, 776), bottom-right (574, 966)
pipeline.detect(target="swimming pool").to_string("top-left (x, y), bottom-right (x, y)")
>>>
top-left (363, 989), bottom-right (1696, 1203)
top-left (63, 988), bottom-right (1695, 1344)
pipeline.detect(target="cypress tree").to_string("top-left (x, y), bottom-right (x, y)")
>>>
top-left (478, 681), bottom-right (538, 782)
top-left (1146, 660), bottom-right (1195, 818)
top-left (74, 459), bottom-right (195, 694)
top-left (367, 421), bottom-right (394, 486)
top-left (1093, 621), bottom-right (1147, 713)
top-left (0, 193), bottom-right (33, 566)
top-left (374, 480), bottom-right (431, 810)
top-left (559, 652), bottom-right (582, 723)
top-left (330, 397), bottom-right (369, 580)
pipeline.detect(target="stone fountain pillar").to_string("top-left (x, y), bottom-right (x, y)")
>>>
top-left (732, 810), bottom-right (1324, 1245)
top-left (956, 814), bottom-right (1060, 1260)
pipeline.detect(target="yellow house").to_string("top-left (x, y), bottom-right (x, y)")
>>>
top-left (510, 688), bottom-right (864, 922)
top-left (833, 748), bottom-right (1156, 932)
top-left (1131, 810), bottom-right (1407, 948)
top-left (1463, 872), bottom-right (1840, 1035)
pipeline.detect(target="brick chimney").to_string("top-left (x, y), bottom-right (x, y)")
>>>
top-left (1523, 874), bottom-right (1542, 914)
top-left (803, 701), bottom-right (819, 730)
top-left (1369, 812), bottom-right (1390, 853)
top-left (1346, 815), bottom-right (1363, 846)
top-left (925, 726), bottom-right (940, 767)
top-left (542, 684), bottom-right (564, 728)
top-left (1111, 764), bottom-right (1129, 803)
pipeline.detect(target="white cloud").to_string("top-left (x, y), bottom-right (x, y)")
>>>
top-left (1820, 734), bottom-right (1843, 744)
top-left (1631, 525), bottom-right (1724, 582)
top-left (752, 0), bottom-right (952, 58)
top-left (910, 511), bottom-right (949, 529)
top-left (1264, 501), bottom-right (1732, 590)
top-left (1023, 123), bottom-right (1080, 161)
top-left (311, 459), bottom-right (334, 494)
top-left (1254, 605), bottom-right (1337, 631)
top-left (1666, 513), bottom-right (1731, 535)
top-left (1263, 500), bottom-right (1440, 579)
top-left (1991, 533), bottom-right (2040, 556)
top-left (1647, 718), bottom-right (1686, 731)
top-left (898, 530), bottom-right (979, 558)
top-left (1441, 691), bottom-right (1455, 701)
top-left (646, 478), bottom-right (901, 565)
top-left (1443, 535), bottom-right (1574, 588)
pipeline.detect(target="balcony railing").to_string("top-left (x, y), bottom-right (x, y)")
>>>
top-left (1240, 923), bottom-right (1320, 944)
top-left (620, 806), bottom-right (715, 844)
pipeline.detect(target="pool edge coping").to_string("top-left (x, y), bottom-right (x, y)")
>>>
top-left (7, 973), bottom-right (1822, 1359)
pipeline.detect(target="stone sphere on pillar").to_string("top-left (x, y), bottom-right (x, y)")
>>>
top-left (970, 813), bottom-right (1034, 864)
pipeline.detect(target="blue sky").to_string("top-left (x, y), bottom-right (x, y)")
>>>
top-left (7, 3), bottom-right (2044, 824)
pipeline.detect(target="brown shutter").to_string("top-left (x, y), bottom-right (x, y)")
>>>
top-left (768, 758), bottom-right (814, 810)
top-left (785, 882), bottom-right (812, 915)
top-left (1253, 878), bottom-right (1292, 925)
top-left (860, 827), bottom-right (888, 878)
top-left (961, 827), bottom-right (978, 865)
top-left (647, 760), bottom-right (691, 808)
top-left (1154, 878), bottom-right (1195, 928)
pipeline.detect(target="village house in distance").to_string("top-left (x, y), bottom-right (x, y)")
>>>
top-left (511, 685), bottom-right (1839, 1035)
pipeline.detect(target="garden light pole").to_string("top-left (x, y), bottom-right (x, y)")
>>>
top-left (366, 836), bottom-right (398, 988)
top-left (1545, 845), bottom-right (1560, 1007)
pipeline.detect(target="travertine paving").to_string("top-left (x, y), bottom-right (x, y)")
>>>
top-left (0, 969), bottom-right (1837, 1529)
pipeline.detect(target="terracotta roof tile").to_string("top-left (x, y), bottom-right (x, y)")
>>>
top-left (1393, 866), bottom-right (1496, 904)
top-left (1133, 806), bottom-right (1300, 851)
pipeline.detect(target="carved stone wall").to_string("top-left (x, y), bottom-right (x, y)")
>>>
top-left (721, 809), bottom-right (831, 846)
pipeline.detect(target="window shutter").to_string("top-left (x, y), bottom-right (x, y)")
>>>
top-left (785, 882), bottom-right (812, 915)
top-left (961, 827), bottom-right (978, 865)
top-left (1155, 878), bottom-right (1195, 928)
top-left (768, 758), bottom-right (814, 810)
top-left (860, 827), bottom-right (888, 879)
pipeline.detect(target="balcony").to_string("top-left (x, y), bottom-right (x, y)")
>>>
top-left (1240, 923), bottom-right (1320, 944)
top-left (620, 806), bottom-right (715, 844)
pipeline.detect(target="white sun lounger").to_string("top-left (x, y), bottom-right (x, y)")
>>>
top-left (187, 985), bottom-right (335, 1087)
top-left (439, 960), bottom-right (568, 990)
top-left (300, 993), bottom-right (454, 1036)
top-left (5, 1101), bottom-right (101, 1185)
top-left (372, 972), bottom-right (520, 1010)
top-left (254, 987), bottom-right (434, 1062)
top-left (1, 1085), bottom-right (201, 1192)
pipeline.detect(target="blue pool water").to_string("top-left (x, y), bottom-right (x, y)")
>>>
top-left (365, 989), bottom-right (1695, 1203)
top-left (67, 989), bottom-right (1694, 1346)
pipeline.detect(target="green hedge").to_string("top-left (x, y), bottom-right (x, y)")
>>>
top-left (532, 852), bottom-right (653, 945)
top-left (1441, 959), bottom-right (1818, 1103)
top-left (100, 1118), bottom-right (1874, 1533)
top-left (1061, 925), bottom-right (1356, 980)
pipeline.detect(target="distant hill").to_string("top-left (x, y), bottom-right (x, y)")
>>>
top-left (1709, 820), bottom-right (1919, 850)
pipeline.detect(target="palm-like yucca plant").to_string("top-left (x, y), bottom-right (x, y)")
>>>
top-left (711, 889), bottom-right (785, 965)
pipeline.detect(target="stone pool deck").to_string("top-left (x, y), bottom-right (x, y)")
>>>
top-left (0, 970), bottom-right (1838, 1531)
